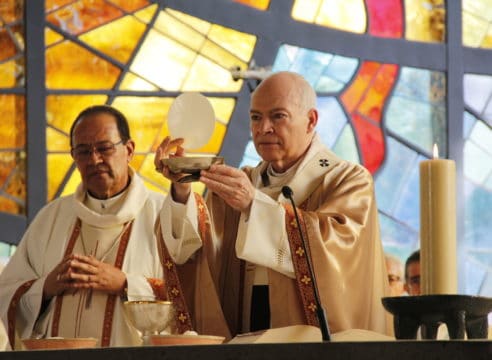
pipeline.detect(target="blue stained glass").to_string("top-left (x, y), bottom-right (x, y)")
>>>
top-left (464, 73), bottom-right (492, 126)
top-left (332, 124), bottom-right (359, 163)
top-left (464, 179), bottom-right (492, 248)
top-left (239, 140), bottom-right (260, 168)
top-left (386, 96), bottom-right (445, 153)
top-left (272, 46), bottom-right (293, 70)
top-left (375, 137), bottom-right (419, 216)
top-left (393, 67), bottom-right (445, 106)
top-left (464, 259), bottom-right (487, 295)
top-left (316, 96), bottom-right (347, 147)
top-left (392, 156), bottom-right (422, 231)
top-left (464, 140), bottom-right (492, 184)
top-left (286, 48), bottom-right (333, 87)
top-left (468, 250), bottom-right (492, 270)
top-left (463, 111), bottom-right (477, 139)
top-left (378, 212), bottom-right (419, 256)
top-left (322, 55), bottom-right (359, 84)
top-left (315, 77), bottom-right (345, 92)
top-left (479, 273), bottom-right (492, 297)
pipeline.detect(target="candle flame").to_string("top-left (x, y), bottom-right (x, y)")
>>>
top-left (432, 144), bottom-right (439, 159)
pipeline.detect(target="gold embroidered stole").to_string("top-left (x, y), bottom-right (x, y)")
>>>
top-left (156, 193), bottom-right (216, 334)
top-left (51, 218), bottom-right (133, 347)
top-left (7, 279), bottom-right (36, 349)
top-left (283, 203), bottom-right (321, 327)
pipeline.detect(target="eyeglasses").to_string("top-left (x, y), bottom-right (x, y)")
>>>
top-left (71, 140), bottom-right (124, 160)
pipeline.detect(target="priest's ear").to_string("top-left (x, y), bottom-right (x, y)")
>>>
top-left (124, 139), bottom-right (136, 162)
top-left (307, 108), bottom-right (318, 132)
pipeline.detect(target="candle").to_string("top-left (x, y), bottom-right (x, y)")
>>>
top-left (419, 144), bottom-right (457, 294)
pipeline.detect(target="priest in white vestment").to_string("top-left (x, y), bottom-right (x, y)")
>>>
top-left (0, 106), bottom-right (166, 349)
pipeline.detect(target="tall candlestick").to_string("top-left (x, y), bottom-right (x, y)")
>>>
top-left (419, 144), bottom-right (457, 294)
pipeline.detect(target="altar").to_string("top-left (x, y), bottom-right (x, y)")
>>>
top-left (1, 341), bottom-right (492, 360)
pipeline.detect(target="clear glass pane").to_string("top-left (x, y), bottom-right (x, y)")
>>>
top-left (464, 73), bottom-right (492, 126)
top-left (463, 0), bottom-right (492, 48)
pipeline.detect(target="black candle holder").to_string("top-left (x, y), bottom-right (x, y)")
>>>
top-left (382, 295), bottom-right (492, 339)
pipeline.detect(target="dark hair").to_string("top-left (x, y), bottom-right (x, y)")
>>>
top-left (404, 249), bottom-right (420, 280)
top-left (69, 105), bottom-right (131, 147)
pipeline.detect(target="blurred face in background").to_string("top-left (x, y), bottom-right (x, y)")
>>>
top-left (404, 260), bottom-right (421, 296)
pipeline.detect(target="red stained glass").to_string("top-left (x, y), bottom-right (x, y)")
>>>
top-left (366, 0), bottom-right (403, 38)
top-left (46, 0), bottom-right (123, 35)
top-left (352, 113), bottom-right (384, 173)
top-left (340, 61), bottom-right (380, 113)
top-left (358, 64), bottom-right (398, 123)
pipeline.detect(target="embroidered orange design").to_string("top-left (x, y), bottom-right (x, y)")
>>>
top-left (295, 247), bottom-right (305, 257)
top-left (290, 219), bottom-right (297, 228)
top-left (308, 302), bottom-right (317, 312)
top-left (164, 260), bottom-right (173, 270)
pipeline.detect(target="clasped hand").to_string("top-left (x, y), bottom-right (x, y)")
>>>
top-left (154, 136), bottom-right (254, 211)
top-left (43, 254), bottom-right (126, 300)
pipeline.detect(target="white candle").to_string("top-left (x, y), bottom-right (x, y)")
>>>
top-left (419, 144), bottom-right (457, 294)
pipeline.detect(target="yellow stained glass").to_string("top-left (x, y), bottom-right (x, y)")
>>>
top-left (166, 9), bottom-right (212, 35)
top-left (481, 26), bottom-right (492, 47)
top-left (208, 24), bottom-right (256, 63)
top-left (47, 95), bottom-right (108, 135)
top-left (209, 98), bottom-right (235, 125)
top-left (47, 154), bottom-right (73, 201)
top-left (0, 60), bottom-right (19, 87)
top-left (463, 11), bottom-right (489, 47)
top-left (131, 29), bottom-right (195, 90)
top-left (154, 11), bottom-right (206, 52)
top-left (138, 154), bottom-right (170, 190)
top-left (4, 152), bottom-right (26, 209)
top-left (111, 96), bottom-right (173, 152)
top-left (46, 127), bottom-right (70, 152)
top-left (233, 0), bottom-right (270, 10)
top-left (201, 39), bottom-right (248, 70)
top-left (79, 15), bottom-right (146, 63)
top-left (1, 0), bottom-right (24, 23)
top-left (107, 0), bottom-right (150, 12)
top-left (119, 72), bottom-right (159, 91)
top-left (292, 0), bottom-right (366, 34)
top-left (59, 168), bottom-right (81, 197)
top-left (0, 94), bottom-right (25, 148)
top-left (192, 122), bottom-right (227, 154)
top-left (134, 3), bottom-right (158, 23)
top-left (45, 28), bottom-right (63, 46)
top-left (405, 0), bottom-right (445, 42)
top-left (46, 40), bottom-right (121, 89)
top-left (183, 55), bottom-right (243, 92)
top-left (129, 154), bottom-right (145, 171)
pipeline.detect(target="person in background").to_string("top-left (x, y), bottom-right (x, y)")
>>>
top-left (385, 253), bottom-right (405, 296)
top-left (0, 105), bottom-right (167, 349)
top-left (154, 71), bottom-right (392, 339)
top-left (404, 250), bottom-right (421, 296)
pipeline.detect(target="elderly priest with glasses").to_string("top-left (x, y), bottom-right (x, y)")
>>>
top-left (0, 105), bottom-right (167, 349)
